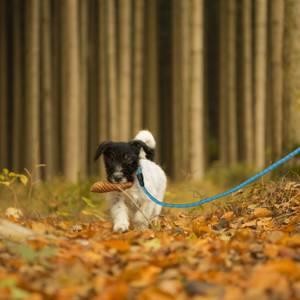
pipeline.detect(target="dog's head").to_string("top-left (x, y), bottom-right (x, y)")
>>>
top-left (94, 140), bottom-right (154, 183)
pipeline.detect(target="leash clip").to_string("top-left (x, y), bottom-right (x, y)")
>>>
top-left (136, 167), bottom-right (145, 187)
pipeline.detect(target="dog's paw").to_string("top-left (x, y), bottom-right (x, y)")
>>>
top-left (113, 221), bottom-right (129, 233)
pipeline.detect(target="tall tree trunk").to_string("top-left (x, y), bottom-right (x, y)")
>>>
top-left (132, 0), bottom-right (144, 136)
top-left (98, 0), bottom-right (108, 176)
top-left (172, 0), bottom-right (183, 179)
top-left (242, 0), bottom-right (254, 164)
top-left (219, 0), bottom-right (228, 166)
top-left (79, 0), bottom-right (88, 177)
top-left (227, 0), bottom-right (238, 165)
top-left (254, 0), bottom-right (267, 168)
top-left (0, 0), bottom-right (8, 169)
top-left (181, 0), bottom-right (191, 175)
top-left (12, 0), bottom-right (22, 171)
top-left (25, 0), bottom-right (40, 179)
top-left (41, 0), bottom-right (54, 180)
top-left (106, 0), bottom-right (118, 140)
top-left (283, 0), bottom-right (300, 150)
top-left (189, 0), bottom-right (205, 179)
top-left (144, 0), bottom-right (159, 159)
top-left (62, 0), bottom-right (80, 182)
top-left (118, 0), bottom-right (132, 140)
top-left (271, 0), bottom-right (284, 159)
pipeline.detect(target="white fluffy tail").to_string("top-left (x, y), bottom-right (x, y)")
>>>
top-left (134, 130), bottom-right (156, 149)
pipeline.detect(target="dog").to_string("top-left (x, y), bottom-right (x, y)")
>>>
top-left (94, 130), bottom-right (167, 232)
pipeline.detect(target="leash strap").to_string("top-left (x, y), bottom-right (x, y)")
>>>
top-left (136, 147), bottom-right (300, 208)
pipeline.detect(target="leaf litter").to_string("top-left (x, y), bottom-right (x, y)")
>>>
top-left (0, 180), bottom-right (300, 299)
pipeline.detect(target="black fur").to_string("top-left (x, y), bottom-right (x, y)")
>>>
top-left (94, 140), bottom-right (155, 183)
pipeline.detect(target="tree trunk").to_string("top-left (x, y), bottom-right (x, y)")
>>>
top-left (79, 0), bottom-right (88, 177)
top-left (270, 0), bottom-right (284, 159)
top-left (283, 0), bottom-right (300, 150)
top-left (144, 0), bottom-right (159, 159)
top-left (25, 0), bottom-right (40, 179)
top-left (227, 0), bottom-right (238, 165)
top-left (254, 0), bottom-right (267, 168)
top-left (41, 0), bottom-right (54, 180)
top-left (242, 0), bottom-right (254, 164)
top-left (181, 0), bottom-right (191, 175)
top-left (132, 0), bottom-right (144, 136)
top-left (189, 0), bottom-right (205, 179)
top-left (172, 0), bottom-right (183, 179)
top-left (62, 0), bottom-right (80, 182)
top-left (0, 0), bottom-right (8, 169)
top-left (98, 0), bottom-right (108, 176)
top-left (106, 0), bottom-right (118, 140)
top-left (219, 0), bottom-right (228, 166)
top-left (118, 0), bottom-right (132, 140)
top-left (12, 0), bottom-right (22, 171)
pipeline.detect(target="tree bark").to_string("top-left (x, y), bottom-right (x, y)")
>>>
top-left (270, 0), bottom-right (284, 159)
top-left (118, 0), bottom-right (132, 140)
top-left (144, 0), bottom-right (159, 159)
top-left (219, 0), bottom-right (228, 166)
top-left (41, 0), bottom-right (54, 180)
top-left (227, 0), bottom-right (238, 165)
top-left (242, 0), bottom-right (254, 164)
top-left (25, 0), bottom-right (40, 179)
top-left (172, 0), bottom-right (183, 179)
top-left (0, 0), bottom-right (8, 169)
top-left (132, 0), bottom-right (144, 136)
top-left (12, 0), bottom-right (22, 171)
top-left (62, 0), bottom-right (80, 182)
top-left (79, 0), bottom-right (88, 177)
top-left (189, 0), bottom-right (205, 179)
top-left (254, 0), bottom-right (267, 168)
top-left (106, 0), bottom-right (118, 140)
top-left (283, 0), bottom-right (300, 150)
top-left (181, 0), bottom-right (191, 175)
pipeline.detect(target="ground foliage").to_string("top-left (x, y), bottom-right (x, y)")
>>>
top-left (0, 178), bottom-right (300, 299)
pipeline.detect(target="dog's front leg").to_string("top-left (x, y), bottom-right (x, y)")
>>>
top-left (109, 193), bottom-right (129, 232)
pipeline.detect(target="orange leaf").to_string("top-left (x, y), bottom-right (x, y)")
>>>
top-left (253, 207), bottom-right (272, 218)
top-left (102, 240), bottom-right (130, 252)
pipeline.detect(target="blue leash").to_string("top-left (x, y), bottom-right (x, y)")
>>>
top-left (136, 147), bottom-right (300, 208)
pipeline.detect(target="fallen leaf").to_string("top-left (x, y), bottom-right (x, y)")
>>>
top-left (253, 207), bottom-right (272, 218)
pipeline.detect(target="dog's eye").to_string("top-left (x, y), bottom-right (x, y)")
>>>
top-left (124, 154), bottom-right (133, 163)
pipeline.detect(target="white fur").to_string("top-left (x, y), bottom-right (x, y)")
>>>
top-left (108, 131), bottom-right (166, 232)
top-left (134, 130), bottom-right (156, 149)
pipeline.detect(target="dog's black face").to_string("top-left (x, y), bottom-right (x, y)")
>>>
top-left (94, 140), bottom-right (154, 183)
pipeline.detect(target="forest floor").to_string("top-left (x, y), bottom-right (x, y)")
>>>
top-left (0, 177), bottom-right (300, 300)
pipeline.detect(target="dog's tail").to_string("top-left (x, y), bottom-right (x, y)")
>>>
top-left (134, 130), bottom-right (156, 149)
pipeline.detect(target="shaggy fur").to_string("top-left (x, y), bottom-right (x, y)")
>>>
top-left (94, 130), bottom-right (167, 232)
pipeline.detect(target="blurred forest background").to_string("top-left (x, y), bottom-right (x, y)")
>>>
top-left (0, 0), bottom-right (299, 182)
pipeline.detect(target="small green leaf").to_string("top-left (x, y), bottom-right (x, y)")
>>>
top-left (82, 196), bottom-right (96, 208)
top-left (3, 168), bottom-right (9, 175)
top-left (18, 175), bottom-right (28, 186)
top-left (57, 211), bottom-right (70, 216)
top-left (9, 172), bottom-right (16, 177)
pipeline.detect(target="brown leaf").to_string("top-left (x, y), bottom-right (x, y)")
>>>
top-left (253, 207), bottom-right (272, 218)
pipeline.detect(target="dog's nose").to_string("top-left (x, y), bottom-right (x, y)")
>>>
top-left (112, 174), bottom-right (123, 182)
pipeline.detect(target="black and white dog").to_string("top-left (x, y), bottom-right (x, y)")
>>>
top-left (94, 130), bottom-right (167, 232)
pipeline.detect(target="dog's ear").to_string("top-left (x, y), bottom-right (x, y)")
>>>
top-left (129, 140), bottom-right (155, 161)
top-left (94, 142), bottom-right (112, 161)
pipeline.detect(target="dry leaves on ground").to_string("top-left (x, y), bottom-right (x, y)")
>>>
top-left (0, 181), bottom-right (300, 299)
